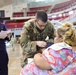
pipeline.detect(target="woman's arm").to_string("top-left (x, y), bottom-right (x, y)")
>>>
top-left (33, 53), bottom-right (52, 70)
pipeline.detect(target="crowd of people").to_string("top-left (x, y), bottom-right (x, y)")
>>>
top-left (0, 10), bottom-right (76, 75)
top-left (20, 22), bottom-right (76, 75)
top-left (20, 11), bottom-right (76, 75)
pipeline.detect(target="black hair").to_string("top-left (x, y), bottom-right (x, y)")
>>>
top-left (36, 11), bottom-right (48, 22)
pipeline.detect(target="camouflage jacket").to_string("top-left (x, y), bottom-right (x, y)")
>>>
top-left (20, 19), bottom-right (55, 54)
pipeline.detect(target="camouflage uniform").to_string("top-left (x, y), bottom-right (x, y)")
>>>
top-left (10, 36), bottom-right (16, 51)
top-left (20, 19), bottom-right (55, 67)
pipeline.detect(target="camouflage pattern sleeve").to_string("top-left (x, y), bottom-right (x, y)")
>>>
top-left (46, 21), bottom-right (55, 43)
top-left (20, 22), bottom-right (37, 54)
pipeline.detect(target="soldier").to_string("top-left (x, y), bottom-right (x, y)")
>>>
top-left (20, 11), bottom-right (55, 67)
top-left (10, 35), bottom-right (16, 51)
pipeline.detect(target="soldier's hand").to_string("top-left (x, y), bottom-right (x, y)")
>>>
top-left (22, 52), bottom-right (26, 55)
top-left (36, 41), bottom-right (47, 47)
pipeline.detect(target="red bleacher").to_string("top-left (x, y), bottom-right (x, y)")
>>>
top-left (10, 0), bottom-right (76, 24)
top-left (5, 20), bottom-right (24, 29)
top-left (27, 5), bottom-right (51, 16)
top-left (13, 12), bottom-right (24, 17)
top-left (51, 0), bottom-right (75, 13)
top-left (26, 0), bottom-right (76, 16)
top-left (29, 5), bottom-right (51, 12)
top-left (27, 11), bottom-right (36, 16)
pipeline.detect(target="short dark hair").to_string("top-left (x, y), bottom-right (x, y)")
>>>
top-left (36, 11), bottom-right (48, 22)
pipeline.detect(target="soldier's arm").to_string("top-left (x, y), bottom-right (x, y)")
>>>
top-left (46, 22), bottom-right (55, 43)
top-left (20, 22), bottom-right (37, 53)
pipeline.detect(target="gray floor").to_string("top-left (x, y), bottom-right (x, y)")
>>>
top-left (7, 44), bottom-right (22, 75)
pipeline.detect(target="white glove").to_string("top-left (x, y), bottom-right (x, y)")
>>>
top-left (0, 31), bottom-right (8, 39)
